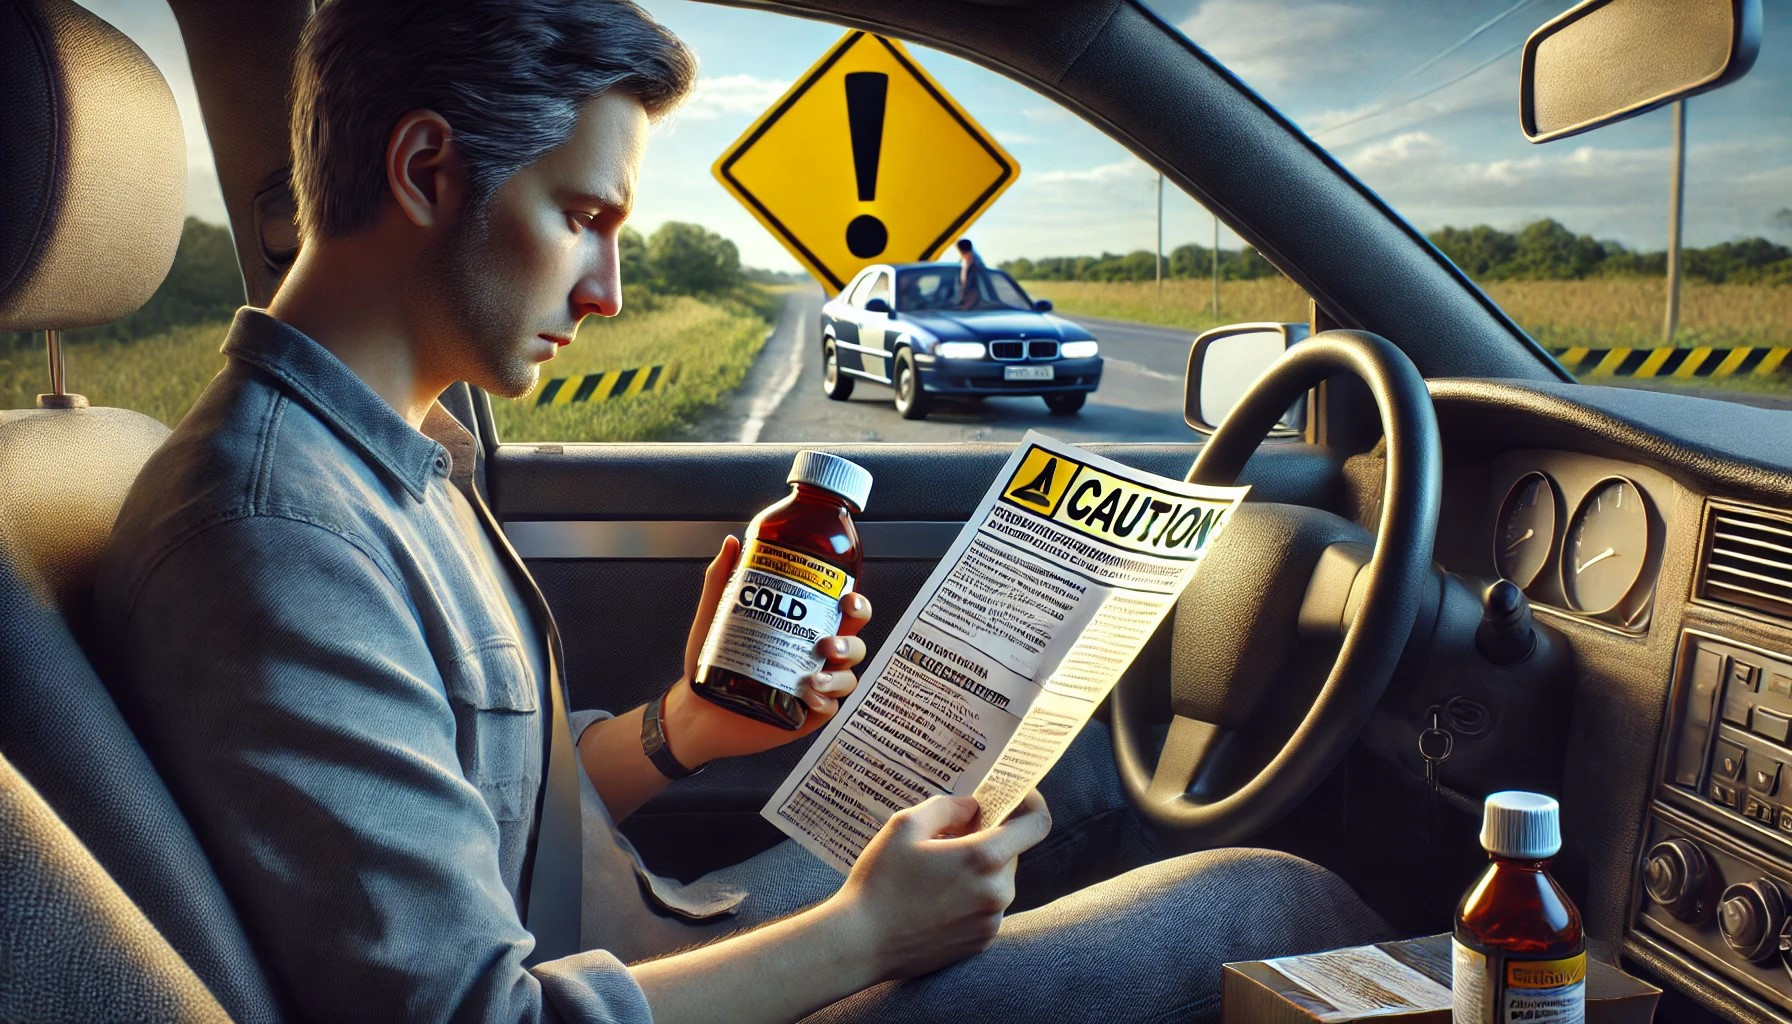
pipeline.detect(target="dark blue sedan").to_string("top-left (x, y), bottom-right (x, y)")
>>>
top-left (819, 262), bottom-right (1103, 419)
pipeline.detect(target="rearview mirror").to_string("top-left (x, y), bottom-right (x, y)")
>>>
top-left (863, 297), bottom-right (892, 315)
top-left (1521, 0), bottom-right (1760, 143)
top-left (1184, 323), bottom-right (1309, 434)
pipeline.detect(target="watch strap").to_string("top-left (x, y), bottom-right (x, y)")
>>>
top-left (642, 691), bottom-right (704, 779)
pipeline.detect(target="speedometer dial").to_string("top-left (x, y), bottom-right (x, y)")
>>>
top-left (1562, 477), bottom-right (1651, 615)
top-left (1494, 472), bottom-right (1558, 590)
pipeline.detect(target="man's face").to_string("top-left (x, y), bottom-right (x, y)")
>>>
top-left (420, 92), bottom-right (648, 399)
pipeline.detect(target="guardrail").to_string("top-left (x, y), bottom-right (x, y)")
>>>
top-left (535, 364), bottom-right (678, 406)
top-left (1551, 346), bottom-right (1791, 379)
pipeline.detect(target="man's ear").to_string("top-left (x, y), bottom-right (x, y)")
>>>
top-left (385, 110), bottom-right (466, 229)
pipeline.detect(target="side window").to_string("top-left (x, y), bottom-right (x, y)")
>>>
top-left (866, 273), bottom-right (893, 308)
top-left (844, 274), bottom-right (876, 308)
top-left (478, 1), bottom-right (1312, 445)
top-left (1, 3), bottom-right (235, 426)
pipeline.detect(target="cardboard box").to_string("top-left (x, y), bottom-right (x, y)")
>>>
top-left (1223, 934), bottom-right (1660, 1024)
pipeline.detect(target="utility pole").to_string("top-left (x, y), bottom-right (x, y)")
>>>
top-left (1211, 213), bottom-right (1221, 319)
top-left (1155, 173), bottom-right (1164, 295)
top-left (1663, 100), bottom-right (1686, 345)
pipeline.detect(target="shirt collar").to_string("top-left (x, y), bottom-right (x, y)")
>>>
top-left (221, 308), bottom-right (463, 501)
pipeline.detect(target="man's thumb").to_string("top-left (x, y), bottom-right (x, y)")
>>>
top-left (895, 795), bottom-right (979, 839)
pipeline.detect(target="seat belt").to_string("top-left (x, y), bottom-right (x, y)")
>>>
top-left (469, 487), bottom-right (583, 965)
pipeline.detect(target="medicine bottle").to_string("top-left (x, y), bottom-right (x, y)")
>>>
top-left (1453, 791), bottom-right (1585, 1024)
top-left (693, 451), bottom-right (872, 730)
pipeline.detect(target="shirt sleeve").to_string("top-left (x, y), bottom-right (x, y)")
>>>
top-left (114, 514), bottom-right (650, 1024)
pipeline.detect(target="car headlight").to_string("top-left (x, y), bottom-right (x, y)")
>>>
top-left (1061, 340), bottom-right (1099, 358)
top-left (937, 341), bottom-right (986, 359)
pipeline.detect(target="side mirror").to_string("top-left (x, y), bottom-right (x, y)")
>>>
top-left (1520, 0), bottom-right (1760, 143)
top-left (1184, 322), bottom-right (1309, 434)
top-left (1033, 299), bottom-right (1053, 313)
top-left (863, 297), bottom-right (892, 315)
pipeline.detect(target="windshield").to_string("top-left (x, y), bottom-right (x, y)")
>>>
top-left (897, 266), bottom-right (1035, 312)
top-left (1152, 0), bottom-right (1792, 406)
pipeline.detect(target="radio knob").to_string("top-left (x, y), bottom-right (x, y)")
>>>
top-left (1718, 879), bottom-right (1786, 963)
top-left (1643, 839), bottom-right (1715, 923)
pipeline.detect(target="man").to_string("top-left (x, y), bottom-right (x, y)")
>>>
top-left (96, 2), bottom-right (1388, 1021)
top-left (956, 237), bottom-right (989, 310)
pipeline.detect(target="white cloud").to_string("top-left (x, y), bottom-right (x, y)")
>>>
top-left (675, 74), bottom-right (790, 121)
top-left (993, 130), bottom-right (1043, 146)
top-left (1032, 160), bottom-right (1155, 186)
top-left (1179, 0), bottom-right (1372, 88)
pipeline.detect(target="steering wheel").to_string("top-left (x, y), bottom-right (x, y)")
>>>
top-left (1111, 330), bottom-right (1441, 845)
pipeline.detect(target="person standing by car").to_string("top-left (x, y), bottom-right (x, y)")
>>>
top-left (956, 237), bottom-right (990, 310)
top-left (94, 1), bottom-right (1388, 1022)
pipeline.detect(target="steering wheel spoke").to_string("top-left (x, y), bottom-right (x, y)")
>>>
top-left (1148, 715), bottom-right (1227, 802)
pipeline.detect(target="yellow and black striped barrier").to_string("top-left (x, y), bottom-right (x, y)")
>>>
top-left (535, 364), bottom-right (678, 406)
top-left (1551, 345), bottom-right (1791, 379)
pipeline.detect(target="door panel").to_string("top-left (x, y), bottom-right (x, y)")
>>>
top-left (487, 437), bottom-right (1338, 871)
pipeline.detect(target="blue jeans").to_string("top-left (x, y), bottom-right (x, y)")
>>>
top-left (636, 721), bottom-right (1392, 1023)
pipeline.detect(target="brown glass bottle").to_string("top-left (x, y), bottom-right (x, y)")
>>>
top-left (1452, 791), bottom-right (1585, 1024)
top-left (693, 452), bottom-right (870, 730)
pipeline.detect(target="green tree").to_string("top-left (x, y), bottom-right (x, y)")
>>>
top-left (645, 221), bottom-right (741, 295)
top-left (1429, 225), bottom-right (1519, 278)
top-left (1505, 219), bottom-right (1606, 279)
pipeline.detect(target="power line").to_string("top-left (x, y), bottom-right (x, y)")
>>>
top-left (1370, 0), bottom-right (1542, 104)
top-left (1315, 38), bottom-right (1523, 141)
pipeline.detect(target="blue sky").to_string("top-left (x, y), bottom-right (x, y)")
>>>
top-left (97, 0), bottom-right (1792, 273)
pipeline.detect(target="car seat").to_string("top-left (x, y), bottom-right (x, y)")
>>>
top-left (0, 0), bottom-right (284, 1018)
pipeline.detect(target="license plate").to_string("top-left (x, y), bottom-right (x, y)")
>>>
top-left (1003, 365), bottom-right (1055, 381)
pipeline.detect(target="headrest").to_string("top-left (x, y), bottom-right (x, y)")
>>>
top-left (0, 0), bottom-right (187, 332)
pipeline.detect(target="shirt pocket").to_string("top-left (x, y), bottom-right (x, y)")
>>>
top-left (443, 638), bottom-right (540, 822)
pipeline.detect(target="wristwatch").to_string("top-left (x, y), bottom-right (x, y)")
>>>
top-left (641, 691), bottom-right (705, 779)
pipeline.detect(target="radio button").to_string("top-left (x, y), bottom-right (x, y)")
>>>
top-left (1755, 707), bottom-right (1792, 743)
top-left (1731, 660), bottom-right (1762, 692)
top-left (1748, 757), bottom-right (1782, 796)
top-left (1715, 741), bottom-right (1746, 780)
top-left (1771, 672), bottom-right (1792, 698)
top-left (1743, 797), bottom-right (1778, 827)
top-left (1711, 780), bottom-right (1743, 809)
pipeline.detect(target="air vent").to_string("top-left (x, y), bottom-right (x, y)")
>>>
top-left (1699, 503), bottom-right (1792, 621)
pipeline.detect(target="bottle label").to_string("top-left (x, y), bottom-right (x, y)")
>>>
top-left (698, 540), bottom-right (853, 697)
top-left (1452, 940), bottom-right (1585, 1024)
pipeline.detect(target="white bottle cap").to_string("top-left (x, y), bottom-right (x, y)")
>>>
top-left (789, 451), bottom-right (872, 511)
top-left (1480, 791), bottom-right (1562, 859)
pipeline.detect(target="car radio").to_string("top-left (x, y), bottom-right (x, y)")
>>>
top-left (1636, 630), bottom-right (1792, 1013)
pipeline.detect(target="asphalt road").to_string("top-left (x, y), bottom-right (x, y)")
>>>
top-left (703, 290), bottom-right (1203, 444)
top-left (699, 290), bottom-right (1792, 443)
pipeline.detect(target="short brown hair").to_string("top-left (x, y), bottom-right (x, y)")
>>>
top-left (291, 0), bottom-right (696, 240)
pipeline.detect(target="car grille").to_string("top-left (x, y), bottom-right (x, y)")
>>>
top-left (988, 339), bottom-right (1059, 360)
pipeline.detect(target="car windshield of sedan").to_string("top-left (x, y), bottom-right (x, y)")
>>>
top-left (899, 266), bottom-right (1035, 313)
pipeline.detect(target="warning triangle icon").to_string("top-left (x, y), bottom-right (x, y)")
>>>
top-left (1009, 458), bottom-right (1058, 507)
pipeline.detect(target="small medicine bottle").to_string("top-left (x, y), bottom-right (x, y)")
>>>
top-left (1453, 791), bottom-right (1585, 1024)
top-left (692, 451), bottom-right (872, 730)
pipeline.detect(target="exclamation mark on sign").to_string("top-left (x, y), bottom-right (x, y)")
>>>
top-left (844, 71), bottom-right (888, 259)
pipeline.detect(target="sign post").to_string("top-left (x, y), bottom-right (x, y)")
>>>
top-left (713, 31), bottom-right (1020, 292)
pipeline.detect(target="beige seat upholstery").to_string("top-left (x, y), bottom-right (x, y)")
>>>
top-left (0, 0), bottom-right (283, 1019)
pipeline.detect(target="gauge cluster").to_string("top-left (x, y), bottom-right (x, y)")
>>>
top-left (1486, 452), bottom-right (1673, 632)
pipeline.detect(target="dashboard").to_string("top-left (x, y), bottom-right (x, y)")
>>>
top-left (1425, 379), bottom-right (1792, 1023)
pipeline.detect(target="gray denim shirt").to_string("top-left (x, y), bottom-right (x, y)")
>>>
top-left (94, 309), bottom-right (654, 1023)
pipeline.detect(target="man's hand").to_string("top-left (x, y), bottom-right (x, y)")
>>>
top-left (832, 791), bottom-right (1053, 981)
top-left (663, 536), bottom-right (872, 766)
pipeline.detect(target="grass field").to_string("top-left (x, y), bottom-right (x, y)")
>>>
top-left (1027, 276), bottom-right (1792, 394)
top-left (1, 287), bottom-right (779, 441)
top-left (491, 288), bottom-right (776, 442)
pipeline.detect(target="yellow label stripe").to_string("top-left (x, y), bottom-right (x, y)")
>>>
top-left (1636, 347), bottom-right (1675, 376)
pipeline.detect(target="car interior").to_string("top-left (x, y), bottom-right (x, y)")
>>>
top-left (2, 0), bottom-right (1789, 1021)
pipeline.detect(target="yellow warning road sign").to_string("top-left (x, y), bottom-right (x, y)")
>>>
top-left (713, 31), bottom-right (1019, 292)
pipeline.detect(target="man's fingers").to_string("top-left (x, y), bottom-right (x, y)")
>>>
top-left (835, 592), bottom-right (872, 637)
top-left (949, 790), bottom-right (1052, 866)
top-left (892, 794), bottom-right (979, 839)
top-left (818, 634), bottom-right (866, 670)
